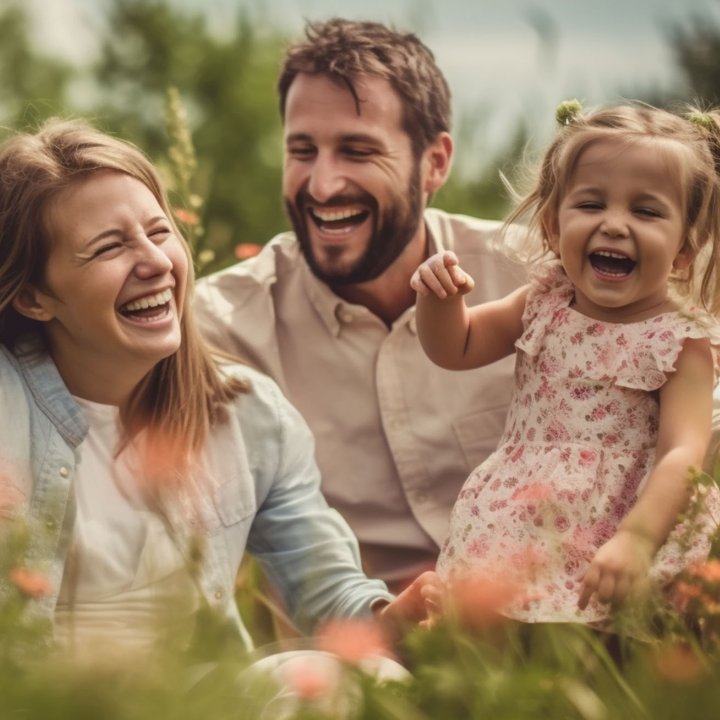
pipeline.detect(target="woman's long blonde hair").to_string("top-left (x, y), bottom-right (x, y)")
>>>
top-left (0, 118), bottom-right (247, 495)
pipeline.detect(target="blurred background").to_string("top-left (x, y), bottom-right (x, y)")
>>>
top-left (4, 0), bottom-right (720, 272)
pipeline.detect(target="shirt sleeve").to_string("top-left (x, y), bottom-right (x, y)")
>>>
top-left (241, 373), bottom-right (394, 632)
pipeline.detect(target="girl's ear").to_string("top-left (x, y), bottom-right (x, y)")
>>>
top-left (11, 285), bottom-right (55, 322)
top-left (422, 132), bottom-right (453, 196)
top-left (542, 213), bottom-right (560, 254)
top-left (673, 242), bottom-right (693, 271)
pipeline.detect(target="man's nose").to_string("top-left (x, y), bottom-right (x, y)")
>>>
top-left (306, 153), bottom-right (346, 203)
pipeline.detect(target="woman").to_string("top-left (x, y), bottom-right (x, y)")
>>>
top-left (0, 119), bottom-right (434, 654)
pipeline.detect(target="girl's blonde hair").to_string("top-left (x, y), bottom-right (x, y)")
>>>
top-left (0, 118), bottom-right (247, 495)
top-left (506, 102), bottom-right (720, 315)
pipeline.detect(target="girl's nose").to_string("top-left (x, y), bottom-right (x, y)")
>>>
top-left (600, 210), bottom-right (630, 238)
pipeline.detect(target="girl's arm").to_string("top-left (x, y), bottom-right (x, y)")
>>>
top-left (578, 337), bottom-right (715, 609)
top-left (411, 250), bottom-right (529, 370)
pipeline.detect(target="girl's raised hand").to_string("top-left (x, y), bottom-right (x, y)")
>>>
top-left (411, 250), bottom-right (476, 298)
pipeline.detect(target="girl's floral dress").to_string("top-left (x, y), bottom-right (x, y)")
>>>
top-left (437, 265), bottom-right (720, 623)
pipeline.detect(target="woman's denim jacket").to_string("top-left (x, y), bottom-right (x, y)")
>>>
top-left (0, 335), bottom-right (392, 649)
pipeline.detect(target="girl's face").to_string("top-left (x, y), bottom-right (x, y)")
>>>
top-left (553, 137), bottom-right (687, 322)
top-left (14, 170), bottom-right (188, 404)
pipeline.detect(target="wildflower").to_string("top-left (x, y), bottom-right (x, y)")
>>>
top-left (234, 243), bottom-right (262, 260)
top-left (653, 643), bottom-right (707, 684)
top-left (447, 574), bottom-right (522, 629)
top-left (9, 567), bottom-right (52, 598)
top-left (689, 559), bottom-right (720, 584)
top-left (512, 482), bottom-right (552, 503)
top-left (316, 618), bottom-right (391, 665)
top-left (284, 657), bottom-right (335, 701)
top-left (173, 207), bottom-right (200, 226)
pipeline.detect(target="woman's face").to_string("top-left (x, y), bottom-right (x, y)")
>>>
top-left (19, 170), bottom-right (189, 403)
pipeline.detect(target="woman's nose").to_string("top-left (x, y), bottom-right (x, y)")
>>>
top-left (134, 236), bottom-right (173, 277)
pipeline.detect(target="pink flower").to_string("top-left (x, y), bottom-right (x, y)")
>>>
top-left (689, 560), bottom-right (720, 584)
top-left (512, 483), bottom-right (552, 503)
top-left (316, 619), bottom-right (391, 665)
top-left (284, 659), bottom-right (334, 701)
top-left (9, 567), bottom-right (52, 598)
top-left (447, 574), bottom-right (521, 629)
top-left (173, 208), bottom-right (200, 226)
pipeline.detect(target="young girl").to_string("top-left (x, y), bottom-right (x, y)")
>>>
top-left (411, 102), bottom-right (720, 625)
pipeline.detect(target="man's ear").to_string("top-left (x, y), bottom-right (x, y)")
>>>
top-left (12, 285), bottom-right (55, 322)
top-left (422, 132), bottom-right (453, 196)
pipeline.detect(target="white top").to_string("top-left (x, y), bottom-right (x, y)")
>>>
top-left (54, 397), bottom-right (199, 655)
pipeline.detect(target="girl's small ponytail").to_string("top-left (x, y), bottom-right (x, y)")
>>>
top-left (687, 108), bottom-right (720, 176)
top-left (555, 99), bottom-right (583, 127)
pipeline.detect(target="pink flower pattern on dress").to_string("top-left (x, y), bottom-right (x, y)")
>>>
top-left (437, 265), bottom-right (720, 624)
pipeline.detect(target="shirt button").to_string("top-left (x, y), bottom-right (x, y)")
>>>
top-left (416, 492), bottom-right (428, 503)
top-left (59, 467), bottom-right (69, 478)
top-left (45, 519), bottom-right (56, 530)
top-left (214, 589), bottom-right (224, 600)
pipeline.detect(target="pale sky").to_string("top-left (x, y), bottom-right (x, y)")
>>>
top-left (25, 0), bottom-right (720, 169)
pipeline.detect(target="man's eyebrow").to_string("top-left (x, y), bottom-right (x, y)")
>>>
top-left (285, 132), bottom-right (382, 145)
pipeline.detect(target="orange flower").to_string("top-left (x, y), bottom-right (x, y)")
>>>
top-left (234, 243), bottom-right (262, 259)
top-left (315, 618), bottom-right (391, 665)
top-left (690, 560), bottom-right (720, 584)
top-left (447, 574), bottom-right (522, 629)
top-left (9, 567), bottom-right (52, 598)
top-left (173, 208), bottom-right (199, 226)
top-left (653, 643), bottom-right (707, 684)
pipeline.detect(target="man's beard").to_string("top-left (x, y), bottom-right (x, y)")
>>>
top-left (285, 162), bottom-right (423, 286)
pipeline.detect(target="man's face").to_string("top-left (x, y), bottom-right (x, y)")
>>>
top-left (282, 73), bottom-right (424, 285)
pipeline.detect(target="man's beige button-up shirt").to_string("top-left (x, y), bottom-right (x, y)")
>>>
top-left (195, 209), bottom-right (527, 588)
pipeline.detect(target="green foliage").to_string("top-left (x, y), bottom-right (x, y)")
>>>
top-left (0, 1), bottom-right (73, 132)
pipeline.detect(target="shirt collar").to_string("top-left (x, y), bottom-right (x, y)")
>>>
top-left (13, 334), bottom-right (88, 448)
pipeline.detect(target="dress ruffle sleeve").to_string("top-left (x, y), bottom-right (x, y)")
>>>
top-left (515, 263), bottom-right (720, 392)
top-left (515, 263), bottom-right (574, 358)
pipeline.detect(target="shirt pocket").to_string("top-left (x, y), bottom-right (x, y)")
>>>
top-left (210, 473), bottom-right (257, 529)
top-left (452, 406), bottom-right (508, 472)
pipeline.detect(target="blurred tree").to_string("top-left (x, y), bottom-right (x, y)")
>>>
top-left (670, 10), bottom-right (720, 106)
top-left (92, 0), bottom-right (288, 273)
top-left (0, 1), bottom-right (73, 135)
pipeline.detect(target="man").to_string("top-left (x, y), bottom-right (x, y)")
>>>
top-left (195, 18), bottom-right (525, 593)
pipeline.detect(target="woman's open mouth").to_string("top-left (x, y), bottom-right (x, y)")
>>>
top-left (118, 288), bottom-right (173, 322)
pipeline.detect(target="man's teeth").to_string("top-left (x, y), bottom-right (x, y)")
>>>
top-left (313, 207), bottom-right (364, 222)
top-left (121, 288), bottom-right (172, 312)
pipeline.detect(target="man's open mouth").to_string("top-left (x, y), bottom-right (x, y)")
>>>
top-left (309, 206), bottom-right (370, 232)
